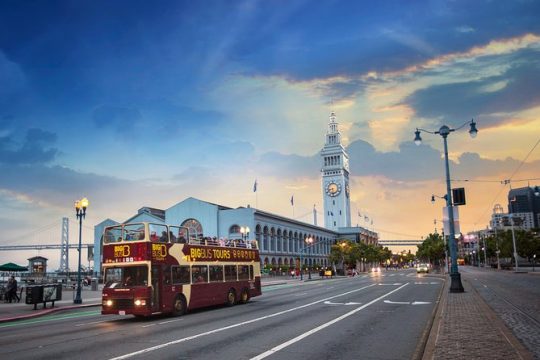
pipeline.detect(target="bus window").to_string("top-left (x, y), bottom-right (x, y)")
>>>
top-left (192, 265), bottom-right (208, 284)
top-left (209, 265), bottom-right (223, 282)
top-left (172, 266), bottom-right (190, 284)
top-left (238, 265), bottom-right (250, 281)
top-left (124, 224), bottom-right (145, 241)
top-left (104, 266), bottom-right (148, 288)
top-left (224, 265), bottom-right (237, 281)
top-left (104, 226), bottom-right (122, 243)
top-left (169, 226), bottom-right (183, 243)
top-left (177, 227), bottom-right (188, 243)
top-left (149, 224), bottom-right (168, 242)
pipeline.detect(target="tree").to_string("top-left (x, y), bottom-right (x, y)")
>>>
top-left (417, 233), bottom-right (445, 266)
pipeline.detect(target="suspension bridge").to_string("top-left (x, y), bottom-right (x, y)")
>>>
top-left (0, 217), bottom-right (94, 272)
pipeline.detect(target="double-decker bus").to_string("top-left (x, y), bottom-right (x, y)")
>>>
top-left (101, 222), bottom-right (262, 317)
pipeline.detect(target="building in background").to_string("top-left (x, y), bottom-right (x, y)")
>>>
top-left (508, 186), bottom-right (540, 228)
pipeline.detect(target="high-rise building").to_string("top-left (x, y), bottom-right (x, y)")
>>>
top-left (508, 186), bottom-right (540, 228)
top-left (321, 111), bottom-right (352, 230)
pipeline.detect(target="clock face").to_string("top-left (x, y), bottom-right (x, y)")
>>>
top-left (326, 182), bottom-right (341, 197)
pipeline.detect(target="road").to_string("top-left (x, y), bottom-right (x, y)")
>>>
top-left (0, 270), bottom-right (442, 360)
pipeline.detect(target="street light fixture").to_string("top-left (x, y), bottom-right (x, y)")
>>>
top-left (240, 226), bottom-right (250, 241)
top-left (415, 118), bottom-right (477, 293)
top-left (299, 237), bottom-right (315, 280)
top-left (74, 197), bottom-right (89, 304)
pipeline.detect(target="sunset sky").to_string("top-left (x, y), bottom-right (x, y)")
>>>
top-left (1, 1), bottom-right (539, 268)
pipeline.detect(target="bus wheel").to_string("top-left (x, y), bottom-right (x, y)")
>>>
top-left (226, 289), bottom-right (236, 306)
top-left (172, 295), bottom-right (186, 316)
top-left (239, 288), bottom-right (250, 304)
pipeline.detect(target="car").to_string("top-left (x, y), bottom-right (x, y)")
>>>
top-left (371, 266), bottom-right (381, 273)
top-left (416, 263), bottom-right (430, 273)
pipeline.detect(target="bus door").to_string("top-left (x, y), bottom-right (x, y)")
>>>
top-left (151, 266), bottom-right (161, 313)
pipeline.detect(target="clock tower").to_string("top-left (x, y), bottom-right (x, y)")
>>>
top-left (321, 111), bottom-right (351, 230)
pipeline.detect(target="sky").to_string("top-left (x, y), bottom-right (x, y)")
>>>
top-left (1, 0), bottom-right (539, 269)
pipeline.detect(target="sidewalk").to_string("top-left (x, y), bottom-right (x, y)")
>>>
top-left (421, 274), bottom-right (534, 360)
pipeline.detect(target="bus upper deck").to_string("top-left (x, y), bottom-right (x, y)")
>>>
top-left (103, 222), bottom-right (258, 249)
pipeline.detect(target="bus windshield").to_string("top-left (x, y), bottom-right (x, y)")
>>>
top-left (104, 266), bottom-right (148, 288)
top-left (104, 224), bottom-right (146, 243)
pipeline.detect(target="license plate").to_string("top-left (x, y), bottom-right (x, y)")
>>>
top-left (119, 311), bottom-right (126, 315)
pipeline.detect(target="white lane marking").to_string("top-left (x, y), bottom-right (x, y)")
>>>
top-left (109, 283), bottom-right (379, 359)
top-left (411, 301), bottom-right (431, 305)
top-left (384, 300), bottom-right (410, 305)
top-left (389, 274), bottom-right (395, 277)
top-left (323, 301), bottom-right (362, 306)
top-left (294, 292), bottom-right (308, 297)
top-left (141, 323), bottom-right (157, 328)
top-left (75, 319), bottom-right (112, 327)
top-left (159, 319), bottom-right (183, 325)
top-left (378, 283), bottom-right (403, 286)
top-left (250, 283), bottom-right (409, 360)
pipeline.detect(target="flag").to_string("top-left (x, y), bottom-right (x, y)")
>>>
top-left (364, 216), bottom-right (369, 222)
top-left (253, 179), bottom-right (257, 192)
top-left (290, 195), bottom-right (294, 206)
top-left (358, 211), bottom-right (361, 217)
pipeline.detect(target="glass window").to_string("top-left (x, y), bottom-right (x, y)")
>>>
top-left (181, 219), bottom-right (203, 242)
top-left (238, 265), bottom-right (250, 280)
top-left (104, 266), bottom-right (148, 288)
top-left (150, 224), bottom-right (168, 242)
top-left (104, 226), bottom-right (122, 243)
top-left (124, 224), bottom-right (145, 241)
top-left (171, 265), bottom-right (190, 284)
top-left (209, 265), bottom-right (224, 282)
top-left (224, 265), bottom-right (237, 281)
top-left (191, 265), bottom-right (208, 284)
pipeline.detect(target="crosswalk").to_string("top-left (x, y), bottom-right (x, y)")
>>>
top-left (358, 273), bottom-right (420, 278)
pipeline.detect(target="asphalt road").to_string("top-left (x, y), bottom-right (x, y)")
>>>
top-left (0, 270), bottom-right (443, 360)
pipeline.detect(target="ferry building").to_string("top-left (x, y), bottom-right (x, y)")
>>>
top-left (94, 112), bottom-right (378, 275)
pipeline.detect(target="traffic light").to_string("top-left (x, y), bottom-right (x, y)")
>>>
top-left (452, 188), bottom-right (466, 206)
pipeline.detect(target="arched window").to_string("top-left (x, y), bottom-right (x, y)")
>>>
top-left (229, 224), bottom-right (241, 238)
top-left (180, 219), bottom-right (203, 240)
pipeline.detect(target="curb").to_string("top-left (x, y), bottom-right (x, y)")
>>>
top-left (420, 274), bottom-right (449, 360)
top-left (0, 303), bottom-right (101, 324)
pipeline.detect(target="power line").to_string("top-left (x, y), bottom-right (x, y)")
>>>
top-left (474, 136), bottom-right (540, 225)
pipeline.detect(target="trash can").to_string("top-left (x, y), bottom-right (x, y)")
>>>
top-left (91, 278), bottom-right (98, 291)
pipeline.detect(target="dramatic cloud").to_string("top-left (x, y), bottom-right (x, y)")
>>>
top-left (0, 128), bottom-right (58, 165)
top-left (405, 49), bottom-right (540, 124)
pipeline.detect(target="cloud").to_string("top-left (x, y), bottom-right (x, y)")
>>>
top-left (404, 48), bottom-right (540, 125)
top-left (0, 51), bottom-right (26, 96)
top-left (250, 137), bottom-right (536, 183)
top-left (0, 128), bottom-right (58, 165)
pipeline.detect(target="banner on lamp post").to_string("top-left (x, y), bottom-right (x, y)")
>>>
top-left (443, 206), bottom-right (460, 235)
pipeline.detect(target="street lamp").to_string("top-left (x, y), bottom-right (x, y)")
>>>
top-left (415, 118), bottom-right (477, 293)
top-left (240, 226), bottom-right (250, 241)
top-left (74, 197), bottom-right (89, 304)
top-left (299, 237), bottom-right (314, 280)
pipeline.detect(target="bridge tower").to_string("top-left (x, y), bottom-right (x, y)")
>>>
top-left (59, 217), bottom-right (69, 272)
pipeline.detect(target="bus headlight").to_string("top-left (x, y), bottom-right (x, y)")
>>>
top-left (134, 299), bottom-right (147, 306)
top-left (103, 299), bottom-right (113, 306)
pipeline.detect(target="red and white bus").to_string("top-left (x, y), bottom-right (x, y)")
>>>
top-left (101, 222), bottom-right (262, 317)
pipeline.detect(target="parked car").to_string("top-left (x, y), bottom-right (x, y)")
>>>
top-left (416, 263), bottom-right (430, 273)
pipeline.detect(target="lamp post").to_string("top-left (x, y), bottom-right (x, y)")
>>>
top-left (509, 214), bottom-right (520, 273)
top-left (240, 226), bottom-right (250, 241)
top-left (415, 118), bottom-right (477, 293)
top-left (74, 197), bottom-right (89, 304)
top-left (299, 237), bottom-right (314, 280)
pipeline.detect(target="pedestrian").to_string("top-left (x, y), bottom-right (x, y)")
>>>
top-left (7, 276), bottom-right (20, 303)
